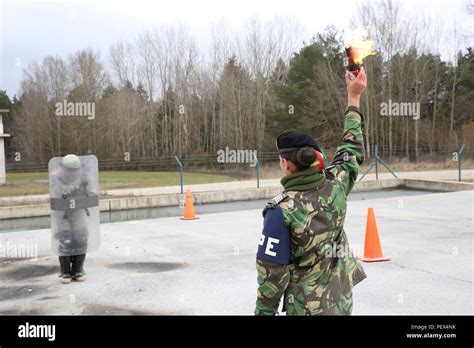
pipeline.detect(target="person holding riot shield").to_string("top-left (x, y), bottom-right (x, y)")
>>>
top-left (48, 154), bottom-right (100, 284)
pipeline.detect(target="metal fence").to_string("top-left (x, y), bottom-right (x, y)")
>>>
top-left (4, 144), bottom-right (470, 174)
top-left (5, 152), bottom-right (280, 173)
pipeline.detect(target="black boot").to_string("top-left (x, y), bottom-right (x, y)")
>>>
top-left (58, 256), bottom-right (72, 284)
top-left (72, 254), bottom-right (86, 282)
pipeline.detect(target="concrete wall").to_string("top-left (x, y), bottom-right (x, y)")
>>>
top-left (0, 179), bottom-right (472, 220)
top-left (403, 179), bottom-right (474, 192)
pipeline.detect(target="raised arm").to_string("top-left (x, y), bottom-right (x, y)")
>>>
top-left (327, 68), bottom-right (367, 196)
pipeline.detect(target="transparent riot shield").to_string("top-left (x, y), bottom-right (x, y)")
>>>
top-left (48, 155), bottom-right (100, 256)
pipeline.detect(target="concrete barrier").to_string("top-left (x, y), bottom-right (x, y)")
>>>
top-left (352, 179), bottom-right (403, 192)
top-left (0, 203), bottom-right (49, 220)
top-left (403, 179), bottom-right (474, 192)
top-left (0, 179), bottom-right (472, 220)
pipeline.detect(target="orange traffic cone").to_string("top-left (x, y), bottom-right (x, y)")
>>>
top-left (180, 189), bottom-right (199, 220)
top-left (359, 207), bottom-right (391, 262)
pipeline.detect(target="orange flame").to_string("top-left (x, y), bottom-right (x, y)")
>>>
top-left (346, 29), bottom-right (377, 64)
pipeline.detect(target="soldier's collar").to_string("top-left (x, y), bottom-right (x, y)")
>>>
top-left (281, 166), bottom-right (325, 192)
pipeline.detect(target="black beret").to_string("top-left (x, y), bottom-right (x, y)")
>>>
top-left (276, 131), bottom-right (322, 154)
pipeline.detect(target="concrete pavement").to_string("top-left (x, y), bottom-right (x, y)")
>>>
top-left (0, 189), bottom-right (472, 315)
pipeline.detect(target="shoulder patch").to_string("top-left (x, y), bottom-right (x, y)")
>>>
top-left (262, 192), bottom-right (289, 217)
top-left (271, 193), bottom-right (288, 205)
top-left (257, 205), bottom-right (291, 265)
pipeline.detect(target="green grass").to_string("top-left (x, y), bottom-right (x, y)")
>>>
top-left (0, 171), bottom-right (233, 197)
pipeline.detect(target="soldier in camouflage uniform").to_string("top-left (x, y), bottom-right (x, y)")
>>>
top-left (255, 68), bottom-right (368, 315)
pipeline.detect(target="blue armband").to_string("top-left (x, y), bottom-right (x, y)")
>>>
top-left (257, 205), bottom-right (291, 265)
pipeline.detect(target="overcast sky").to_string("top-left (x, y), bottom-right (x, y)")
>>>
top-left (0, 0), bottom-right (472, 98)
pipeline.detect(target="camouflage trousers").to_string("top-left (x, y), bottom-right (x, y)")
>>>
top-left (334, 290), bottom-right (353, 315)
top-left (285, 289), bottom-right (353, 316)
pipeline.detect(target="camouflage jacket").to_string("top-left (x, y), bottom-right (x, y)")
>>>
top-left (255, 109), bottom-right (367, 316)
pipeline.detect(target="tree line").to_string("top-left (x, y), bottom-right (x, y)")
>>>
top-left (1, 0), bottom-right (472, 166)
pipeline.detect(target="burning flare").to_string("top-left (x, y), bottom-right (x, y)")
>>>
top-left (345, 28), bottom-right (377, 64)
